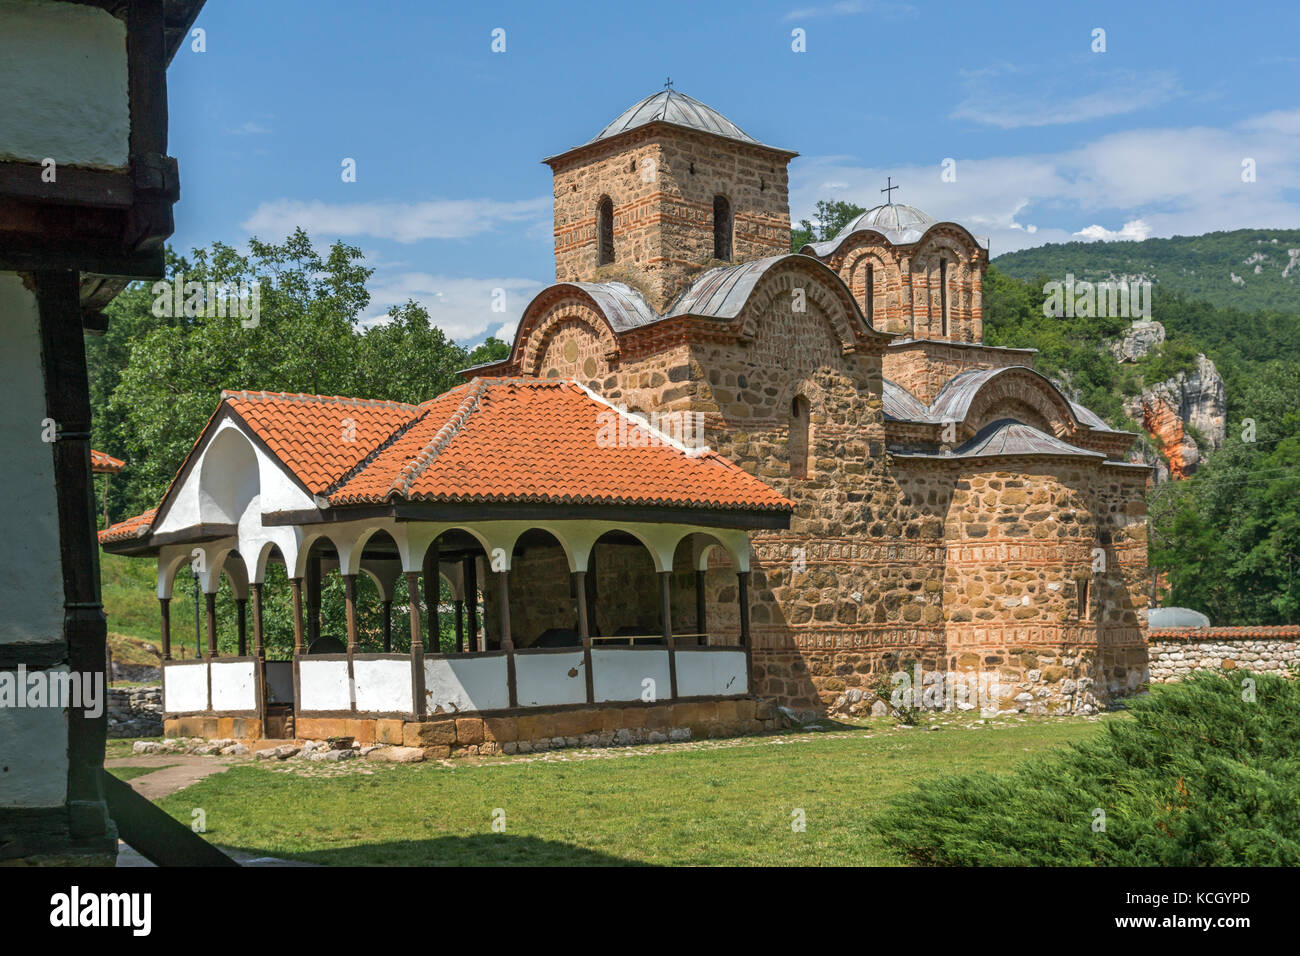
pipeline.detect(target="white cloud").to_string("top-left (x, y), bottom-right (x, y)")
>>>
top-left (951, 68), bottom-right (1180, 129)
top-left (242, 196), bottom-right (551, 244)
top-left (1074, 219), bottom-right (1153, 242)
top-left (789, 108), bottom-right (1300, 254)
top-left (361, 272), bottom-right (546, 344)
top-left (784, 1), bottom-right (916, 19)
top-left (227, 120), bottom-right (272, 136)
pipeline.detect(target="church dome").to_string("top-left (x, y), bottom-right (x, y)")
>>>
top-left (588, 89), bottom-right (762, 148)
top-left (836, 202), bottom-right (935, 238)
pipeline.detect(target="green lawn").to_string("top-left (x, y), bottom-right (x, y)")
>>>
top-left (152, 714), bottom-right (1117, 866)
top-left (109, 764), bottom-right (176, 782)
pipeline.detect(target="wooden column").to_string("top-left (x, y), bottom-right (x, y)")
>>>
top-left (695, 569), bottom-right (707, 646)
top-left (159, 597), bottom-right (171, 661)
top-left (290, 578), bottom-right (305, 655)
top-left (499, 569), bottom-right (517, 708)
top-left (575, 571), bottom-right (594, 704)
top-left (465, 555), bottom-right (480, 651)
top-left (661, 570), bottom-right (677, 700)
top-left (250, 583), bottom-right (264, 660)
top-left (34, 268), bottom-right (109, 840)
top-left (204, 592), bottom-right (217, 658)
top-left (423, 541), bottom-right (440, 653)
top-left (343, 573), bottom-right (359, 653)
top-left (235, 598), bottom-right (247, 656)
top-left (382, 600), bottom-right (392, 652)
top-left (454, 599), bottom-right (464, 653)
top-left (738, 570), bottom-right (753, 693)
top-left (306, 553), bottom-right (321, 649)
top-left (406, 570), bottom-right (426, 719)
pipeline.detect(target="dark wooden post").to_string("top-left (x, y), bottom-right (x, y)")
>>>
top-left (290, 578), bottom-right (305, 655)
top-left (454, 599), bottom-right (464, 653)
top-left (235, 598), bottom-right (247, 656)
top-left (575, 571), bottom-right (594, 704)
top-left (34, 269), bottom-right (110, 841)
top-left (204, 591), bottom-right (217, 658)
top-left (343, 573), bottom-right (358, 653)
top-left (382, 600), bottom-right (392, 652)
top-left (661, 570), bottom-right (677, 700)
top-left (251, 583), bottom-right (264, 659)
top-left (695, 569), bottom-right (707, 646)
top-left (159, 597), bottom-right (171, 661)
top-left (499, 569), bottom-right (517, 708)
top-left (738, 570), bottom-right (752, 693)
top-left (306, 553), bottom-right (321, 648)
top-left (465, 555), bottom-right (479, 651)
top-left (406, 570), bottom-right (426, 719)
top-left (424, 540), bottom-right (440, 653)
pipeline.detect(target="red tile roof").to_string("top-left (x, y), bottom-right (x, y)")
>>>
top-left (101, 379), bottom-right (790, 546)
top-left (99, 508), bottom-right (156, 544)
top-left (329, 379), bottom-right (791, 511)
top-left (91, 449), bottom-right (125, 474)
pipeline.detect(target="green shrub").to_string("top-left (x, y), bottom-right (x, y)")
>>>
top-left (875, 672), bottom-right (1300, 865)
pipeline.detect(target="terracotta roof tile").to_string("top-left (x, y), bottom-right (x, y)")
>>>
top-left (330, 379), bottom-right (791, 512)
top-left (98, 508), bottom-right (156, 544)
top-left (221, 390), bottom-right (421, 494)
top-left (91, 449), bottom-right (125, 474)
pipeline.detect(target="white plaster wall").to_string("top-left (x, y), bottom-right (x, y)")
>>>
top-left (515, 651), bottom-right (587, 708)
top-left (675, 649), bottom-right (747, 697)
top-left (153, 418), bottom-right (315, 536)
top-left (0, 689), bottom-right (69, 807)
top-left (353, 659), bottom-right (413, 713)
top-left (0, 0), bottom-right (130, 169)
top-left (298, 659), bottom-right (350, 712)
top-left (425, 656), bottom-right (509, 714)
top-left (592, 649), bottom-right (672, 704)
top-left (264, 661), bottom-right (294, 704)
top-left (0, 275), bottom-right (64, 647)
top-left (163, 662), bottom-right (209, 713)
top-left (210, 660), bottom-right (256, 711)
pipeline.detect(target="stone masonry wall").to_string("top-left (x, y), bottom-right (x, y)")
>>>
top-left (1147, 626), bottom-right (1300, 682)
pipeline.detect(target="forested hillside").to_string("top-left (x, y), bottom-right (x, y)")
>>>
top-left (993, 229), bottom-right (1300, 315)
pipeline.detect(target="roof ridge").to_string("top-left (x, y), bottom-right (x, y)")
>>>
top-left (221, 389), bottom-right (418, 411)
top-left (391, 378), bottom-right (493, 497)
top-left (321, 404), bottom-right (437, 498)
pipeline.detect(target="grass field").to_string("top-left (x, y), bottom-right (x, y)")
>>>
top-left (147, 713), bottom-right (1117, 866)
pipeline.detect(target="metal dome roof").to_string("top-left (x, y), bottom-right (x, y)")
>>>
top-left (591, 89), bottom-right (757, 145)
top-left (837, 203), bottom-right (935, 237)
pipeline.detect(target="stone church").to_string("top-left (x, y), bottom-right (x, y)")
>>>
top-left (468, 87), bottom-right (1152, 714)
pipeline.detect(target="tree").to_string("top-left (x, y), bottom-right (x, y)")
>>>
top-left (790, 199), bottom-right (867, 251)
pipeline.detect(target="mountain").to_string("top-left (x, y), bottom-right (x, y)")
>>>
top-left (993, 229), bottom-right (1300, 315)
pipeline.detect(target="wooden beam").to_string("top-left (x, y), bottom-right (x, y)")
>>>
top-left (499, 570), bottom-right (516, 708)
top-left (159, 597), bottom-right (171, 660)
top-left (250, 583), bottom-right (264, 660)
top-left (406, 570), bottom-right (426, 720)
top-left (204, 592), bottom-right (216, 658)
top-left (235, 597), bottom-right (247, 656)
top-left (465, 555), bottom-right (479, 651)
top-left (738, 571), bottom-right (753, 693)
top-left (343, 574), bottom-right (358, 653)
top-left (290, 578), bottom-right (304, 654)
top-left (695, 569), bottom-right (707, 646)
top-left (382, 600), bottom-right (392, 652)
top-left (661, 571), bottom-right (677, 700)
top-left (575, 571), bottom-right (594, 704)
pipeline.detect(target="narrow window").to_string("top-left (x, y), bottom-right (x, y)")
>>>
top-left (1077, 578), bottom-right (1090, 621)
top-left (597, 196), bottom-right (614, 266)
top-left (790, 396), bottom-right (811, 480)
top-left (713, 195), bottom-right (732, 261)
top-left (939, 258), bottom-right (949, 336)
top-left (865, 264), bottom-right (875, 327)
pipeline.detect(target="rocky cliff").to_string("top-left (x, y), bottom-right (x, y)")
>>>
top-left (1112, 323), bottom-right (1226, 481)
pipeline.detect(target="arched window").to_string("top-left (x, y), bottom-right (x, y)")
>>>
top-left (790, 395), bottom-right (811, 480)
top-left (597, 196), bottom-right (614, 266)
top-left (713, 195), bottom-right (732, 261)
top-left (1077, 577), bottom-right (1091, 621)
top-left (939, 257), bottom-right (949, 336)
top-left (865, 263), bottom-right (875, 327)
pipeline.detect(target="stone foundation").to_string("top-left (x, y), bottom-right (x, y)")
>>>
top-left (107, 685), bottom-right (163, 738)
top-left (164, 697), bottom-right (780, 758)
top-left (1147, 626), bottom-right (1300, 682)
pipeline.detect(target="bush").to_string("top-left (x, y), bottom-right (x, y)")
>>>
top-left (875, 672), bottom-right (1300, 865)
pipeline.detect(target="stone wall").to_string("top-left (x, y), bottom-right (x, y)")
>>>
top-left (107, 685), bottom-right (163, 738)
top-left (1147, 626), bottom-right (1300, 682)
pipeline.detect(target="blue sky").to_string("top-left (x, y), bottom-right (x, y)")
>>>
top-left (165, 0), bottom-right (1300, 345)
